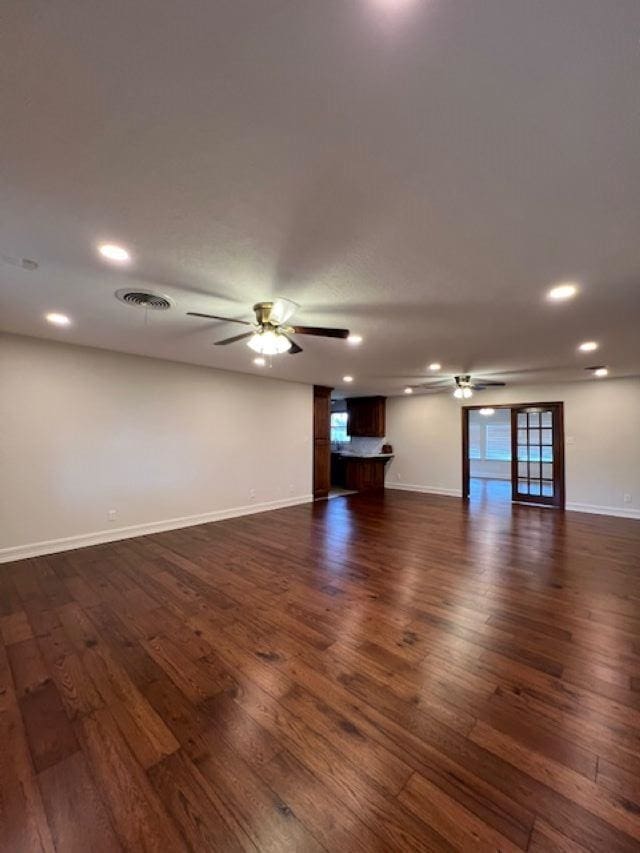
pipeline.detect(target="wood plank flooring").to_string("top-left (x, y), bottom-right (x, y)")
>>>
top-left (2, 490), bottom-right (640, 851)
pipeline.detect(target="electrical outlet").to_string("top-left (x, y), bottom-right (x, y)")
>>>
top-left (249, 489), bottom-right (256, 501)
top-left (107, 509), bottom-right (117, 522)
top-left (289, 483), bottom-right (295, 493)
top-left (396, 472), bottom-right (402, 481)
top-left (624, 494), bottom-right (632, 504)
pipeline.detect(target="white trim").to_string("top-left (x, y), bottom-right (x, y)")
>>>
top-left (0, 495), bottom-right (313, 564)
top-left (4, 491), bottom-right (635, 565)
top-left (565, 502), bottom-right (640, 520)
top-left (385, 482), bottom-right (463, 498)
top-left (387, 484), bottom-right (639, 520)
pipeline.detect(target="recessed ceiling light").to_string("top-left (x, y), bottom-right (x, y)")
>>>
top-left (547, 281), bottom-right (578, 301)
top-left (594, 367), bottom-right (608, 377)
top-left (253, 357), bottom-right (266, 366)
top-left (343, 375), bottom-right (354, 383)
top-left (347, 334), bottom-right (363, 345)
top-left (578, 341), bottom-right (598, 352)
top-left (45, 312), bottom-right (71, 326)
top-left (98, 243), bottom-right (131, 263)
top-left (429, 362), bottom-right (441, 371)
top-left (479, 407), bottom-right (495, 416)
top-left (404, 387), bottom-right (413, 394)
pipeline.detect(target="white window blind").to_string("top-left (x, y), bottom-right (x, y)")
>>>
top-left (485, 423), bottom-right (511, 461)
top-left (469, 423), bottom-right (482, 460)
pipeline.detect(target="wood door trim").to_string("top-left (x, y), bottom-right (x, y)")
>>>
top-left (461, 407), bottom-right (470, 500)
top-left (463, 401), bottom-right (564, 410)
top-left (461, 402), bottom-right (565, 509)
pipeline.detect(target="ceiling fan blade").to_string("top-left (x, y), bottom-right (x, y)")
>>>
top-left (477, 381), bottom-right (506, 387)
top-left (214, 331), bottom-right (255, 346)
top-left (187, 312), bottom-right (252, 325)
top-left (291, 325), bottom-right (349, 339)
top-left (270, 297), bottom-right (299, 326)
top-left (420, 378), bottom-right (452, 386)
top-left (283, 335), bottom-right (303, 354)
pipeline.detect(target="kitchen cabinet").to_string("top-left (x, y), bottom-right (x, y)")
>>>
top-left (342, 455), bottom-right (392, 490)
top-left (346, 396), bottom-right (386, 437)
top-left (331, 452), bottom-right (345, 488)
top-left (313, 385), bottom-right (332, 499)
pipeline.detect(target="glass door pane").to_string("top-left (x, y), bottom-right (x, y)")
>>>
top-left (511, 405), bottom-right (561, 506)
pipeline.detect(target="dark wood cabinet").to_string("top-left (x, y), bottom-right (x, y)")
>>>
top-left (331, 453), bottom-right (345, 488)
top-left (313, 386), bottom-right (332, 499)
top-left (343, 457), bottom-right (390, 490)
top-left (346, 396), bottom-right (386, 437)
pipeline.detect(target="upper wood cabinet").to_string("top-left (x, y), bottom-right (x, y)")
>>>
top-left (346, 396), bottom-right (386, 437)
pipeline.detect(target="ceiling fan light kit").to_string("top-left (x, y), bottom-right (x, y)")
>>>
top-left (247, 327), bottom-right (291, 355)
top-left (453, 375), bottom-right (474, 399)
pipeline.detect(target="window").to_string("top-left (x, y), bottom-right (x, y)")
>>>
top-left (485, 424), bottom-right (511, 461)
top-left (468, 418), bottom-right (512, 461)
top-left (330, 412), bottom-right (350, 443)
top-left (469, 423), bottom-right (482, 459)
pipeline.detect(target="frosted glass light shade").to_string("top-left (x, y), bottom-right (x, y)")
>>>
top-left (453, 388), bottom-right (464, 399)
top-left (247, 329), bottom-right (291, 355)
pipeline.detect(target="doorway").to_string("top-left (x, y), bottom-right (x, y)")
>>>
top-left (462, 402), bottom-right (565, 508)
top-left (467, 407), bottom-right (512, 502)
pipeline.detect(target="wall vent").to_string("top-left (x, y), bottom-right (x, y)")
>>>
top-left (115, 289), bottom-right (172, 311)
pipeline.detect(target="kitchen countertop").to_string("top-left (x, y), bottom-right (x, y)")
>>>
top-left (336, 453), bottom-right (394, 460)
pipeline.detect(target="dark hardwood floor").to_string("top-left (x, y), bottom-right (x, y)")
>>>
top-left (2, 490), bottom-right (640, 851)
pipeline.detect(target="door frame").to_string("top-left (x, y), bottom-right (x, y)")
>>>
top-left (461, 402), bottom-right (565, 508)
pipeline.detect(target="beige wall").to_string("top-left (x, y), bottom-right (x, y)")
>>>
top-left (0, 334), bottom-right (313, 560)
top-left (2, 332), bottom-right (637, 564)
top-left (386, 378), bottom-right (640, 518)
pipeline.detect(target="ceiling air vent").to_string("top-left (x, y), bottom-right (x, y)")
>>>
top-left (115, 289), bottom-right (172, 311)
top-left (1, 253), bottom-right (39, 271)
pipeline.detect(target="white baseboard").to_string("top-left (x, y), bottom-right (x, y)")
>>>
top-left (0, 494), bottom-right (313, 564)
top-left (3, 491), bottom-right (635, 565)
top-left (386, 484), bottom-right (639, 520)
top-left (385, 482), bottom-right (463, 498)
top-left (565, 502), bottom-right (640, 520)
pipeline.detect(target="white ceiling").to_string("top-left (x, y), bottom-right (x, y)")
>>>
top-left (2, 0), bottom-right (639, 397)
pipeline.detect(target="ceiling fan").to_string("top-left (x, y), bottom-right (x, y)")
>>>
top-left (187, 297), bottom-right (349, 355)
top-left (451, 374), bottom-right (506, 399)
top-left (412, 373), bottom-right (506, 398)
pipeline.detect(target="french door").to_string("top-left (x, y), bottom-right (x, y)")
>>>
top-left (510, 404), bottom-right (564, 508)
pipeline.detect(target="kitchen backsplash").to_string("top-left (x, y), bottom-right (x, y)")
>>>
top-left (334, 436), bottom-right (386, 454)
